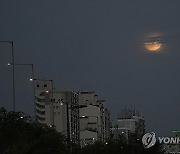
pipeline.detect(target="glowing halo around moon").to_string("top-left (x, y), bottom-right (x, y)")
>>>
top-left (144, 41), bottom-right (162, 52)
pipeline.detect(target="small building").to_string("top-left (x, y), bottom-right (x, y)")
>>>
top-left (111, 108), bottom-right (145, 141)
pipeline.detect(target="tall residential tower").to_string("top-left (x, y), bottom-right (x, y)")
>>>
top-left (78, 91), bottom-right (110, 146)
top-left (34, 80), bottom-right (79, 145)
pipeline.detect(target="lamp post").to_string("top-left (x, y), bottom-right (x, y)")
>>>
top-left (0, 41), bottom-right (15, 111)
top-left (8, 63), bottom-right (35, 117)
top-left (33, 78), bottom-right (54, 124)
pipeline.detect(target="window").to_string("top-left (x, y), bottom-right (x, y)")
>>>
top-left (36, 84), bottom-right (40, 88)
top-left (44, 84), bottom-right (47, 87)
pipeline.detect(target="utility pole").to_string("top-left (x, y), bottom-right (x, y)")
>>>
top-left (0, 41), bottom-right (15, 111)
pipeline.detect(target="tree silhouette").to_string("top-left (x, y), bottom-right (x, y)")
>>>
top-left (0, 107), bottom-right (67, 154)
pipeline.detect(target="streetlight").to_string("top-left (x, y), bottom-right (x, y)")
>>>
top-left (0, 41), bottom-right (15, 111)
top-left (7, 63), bottom-right (35, 116)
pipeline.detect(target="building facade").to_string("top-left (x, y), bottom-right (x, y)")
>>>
top-left (35, 81), bottom-right (110, 147)
top-left (34, 80), bottom-right (79, 145)
top-left (35, 80), bottom-right (54, 126)
top-left (53, 91), bottom-right (79, 145)
top-left (78, 91), bottom-right (110, 146)
top-left (111, 108), bottom-right (145, 141)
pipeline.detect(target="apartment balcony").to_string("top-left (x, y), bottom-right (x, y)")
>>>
top-left (35, 96), bottom-right (45, 103)
top-left (37, 114), bottom-right (45, 123)
top-left (35, 103), bottom-right (45, 110)
top-left (36, 110), bottom-right (45, 118)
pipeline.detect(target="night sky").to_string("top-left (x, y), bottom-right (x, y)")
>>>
top-left (1, 1), bottom-right (180, 136)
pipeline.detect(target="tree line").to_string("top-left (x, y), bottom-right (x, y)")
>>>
top-left (0, 107), bottom-right (164, 154)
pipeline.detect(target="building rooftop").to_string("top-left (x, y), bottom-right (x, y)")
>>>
top-left (80, 91), bottom-right (95, 94)
top-left (118, 108), bottom-right (143, 119)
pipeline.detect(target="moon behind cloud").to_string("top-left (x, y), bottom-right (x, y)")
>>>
top-left (144, 41), bottom-right (161, 52)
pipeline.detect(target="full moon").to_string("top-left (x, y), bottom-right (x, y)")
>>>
top-left (145, 41), bottom-right (161, 51)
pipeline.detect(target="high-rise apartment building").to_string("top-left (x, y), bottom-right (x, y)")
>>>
top-left (78, 92), bottom-right (110, 146)
top-left (34, 80), bottom-right (79, 145)
top-left (35, 80), bottom-right (54, 126)
top-left (53, 91), bottom-right (79, 145)
top-left (35, 81), bottom-right (110, 147)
